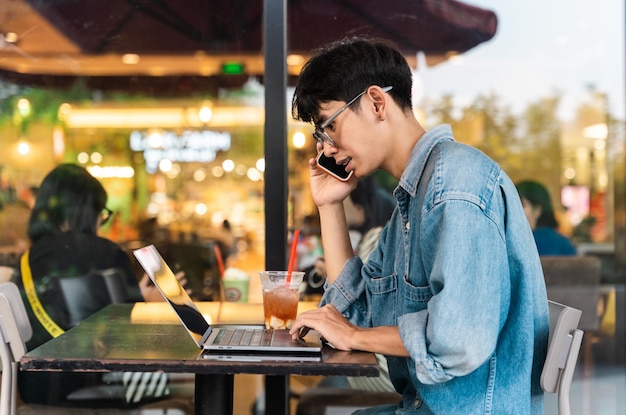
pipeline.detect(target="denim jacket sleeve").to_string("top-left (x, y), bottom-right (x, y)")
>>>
top-left (320, 255), bottom-right (371, 327)
top-left (319, 218), bottom-right (393, 327)
top-left (399, 194), bottom-right (508, 384)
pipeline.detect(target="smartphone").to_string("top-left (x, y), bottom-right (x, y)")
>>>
top-left (316, 152), bottom-right (354, 182)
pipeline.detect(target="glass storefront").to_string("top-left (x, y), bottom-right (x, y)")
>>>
top-left (0, 0), bottom-right (624, 412)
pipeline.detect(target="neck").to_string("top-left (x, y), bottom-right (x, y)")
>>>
top-left (384, 117), bottom-right (426, 180)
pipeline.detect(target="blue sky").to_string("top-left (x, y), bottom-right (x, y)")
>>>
top-left (418, 0), bottom-right (624, 121)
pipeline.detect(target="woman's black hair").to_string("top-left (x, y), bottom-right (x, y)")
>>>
top-left (516, 180), bottom-right (559, 229)
top-left (349, 177), bottom-right (395, 234)
top-left (292, 36), bottom-right (413, 124)
top-left (27, 164), bottom-right (108, 243)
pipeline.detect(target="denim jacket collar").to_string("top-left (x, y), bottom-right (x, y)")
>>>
top-left (399, 124), bottom-right (454, 197)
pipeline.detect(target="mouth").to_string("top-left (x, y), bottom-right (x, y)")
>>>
top-left (339, 157), bottom-right (352, 171)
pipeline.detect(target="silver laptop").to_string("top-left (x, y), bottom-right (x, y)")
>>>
top-left (133, 244), bottom-right (322, 360)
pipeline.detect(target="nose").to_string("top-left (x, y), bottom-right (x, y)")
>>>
top-left (322, 142), bottom-right (338, 157)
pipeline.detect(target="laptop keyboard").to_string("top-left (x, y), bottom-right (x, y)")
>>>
top-left (214, 328), bottom-right (273, 346)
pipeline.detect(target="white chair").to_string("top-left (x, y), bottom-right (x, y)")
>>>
top-left (0, 281), bottom-right (33, 415)
top-left (541, 300), bottom-right (584, 415)
top-left (0, 281), bottom-right (194, 414)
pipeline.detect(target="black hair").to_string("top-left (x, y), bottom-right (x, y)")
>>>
top-left (28, 163), bottom-right (108, 243)
top-left (292, 36), bottom-right (413, 124)
top-left (515, 180), bottom-right (559, 229)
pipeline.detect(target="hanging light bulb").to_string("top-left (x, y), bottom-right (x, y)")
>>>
top-left (198, 101), bottom-right (213, 123)
top-left (17, 138), bottom-right (30, 155)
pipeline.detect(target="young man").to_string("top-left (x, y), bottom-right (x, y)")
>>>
top-left (289, 37), bottom-right (549, 414)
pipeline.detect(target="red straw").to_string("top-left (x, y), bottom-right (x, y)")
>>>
top-left (214, 244), bottom-right (225, 277)
top-left (287, 229), bottom-right (300, 283)
top-left (214, 244), bottom-right (227, 307)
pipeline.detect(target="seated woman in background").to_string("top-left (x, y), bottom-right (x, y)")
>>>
top-left (10, 163), bottom-right (174, 406)
top-left (516, 179), bottom-right (577, 256)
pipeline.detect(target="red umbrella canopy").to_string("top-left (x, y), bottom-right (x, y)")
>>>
top-left (28, 0), bottom-right (497, 57)
top-left (288, 0), bottom-right (497, 56)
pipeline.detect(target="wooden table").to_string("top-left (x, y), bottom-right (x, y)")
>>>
top-left (20, 302), bottom-right (379, 415)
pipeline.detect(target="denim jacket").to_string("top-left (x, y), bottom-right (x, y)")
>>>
top-left (321, 125), bottom-right (549, 414)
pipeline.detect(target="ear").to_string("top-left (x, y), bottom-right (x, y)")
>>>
top-left (367, 86), bottom-right (387, 120)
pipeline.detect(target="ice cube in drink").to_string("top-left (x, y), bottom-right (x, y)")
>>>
top-left (263, 285), bottom-right (299, 329)
top-left (259, 271), bottom-right (304, 329)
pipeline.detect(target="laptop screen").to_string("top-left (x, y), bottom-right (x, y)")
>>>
top-left (133, 245), bottom-right (210, 345)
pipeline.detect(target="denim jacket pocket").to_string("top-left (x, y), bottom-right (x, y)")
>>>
top-left (368, 273), bottom-right (397, 326)
top-left (402, 276), bottom-right (432, 314)
top-left (369, 272), bottom-right (397, 294)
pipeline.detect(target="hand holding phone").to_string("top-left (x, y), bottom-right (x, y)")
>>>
top-left (316, 152), bottom-right (354, 182)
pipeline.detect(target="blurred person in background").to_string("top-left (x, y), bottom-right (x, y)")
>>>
top-left (302, 177), bottom-right (395, 298)
top-left (516, 179), bottom-right (577, 256)
top-left (344, 176), bottom-right (395, 259)
top-left (10, 163), bottom-right (182, 407)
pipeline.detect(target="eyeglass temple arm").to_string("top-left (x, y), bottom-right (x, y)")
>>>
top-left (320, 86), bottom-right (393, 128)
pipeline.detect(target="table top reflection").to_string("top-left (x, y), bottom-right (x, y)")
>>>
top-left (21, 302), bottom-right (376, 374)
top-left (20, 302), bottom-right (379, 415)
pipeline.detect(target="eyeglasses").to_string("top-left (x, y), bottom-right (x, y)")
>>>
top-left (100, 208), bottom-right (114, 226)
top-left (313, 86), bottom-right (393, 147)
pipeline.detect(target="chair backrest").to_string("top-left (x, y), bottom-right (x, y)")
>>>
top-left (55, 269), bottom-right (131, 327)
top-left (540, 300), bottom-right (584, 415)
top-left (540, 256), bottom-right (601, 331)
top-left (56, 273), bottom-right (113, 327)
top-left (99, 268), bottom-right (130, 304)
top-left (0, 282), bottom-right (32, 360)
top-left (540, 256), bottom-right (601, 286)
top-left (0, 282), bottom-right (33, 415)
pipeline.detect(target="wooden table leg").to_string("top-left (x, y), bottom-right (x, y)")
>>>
top-left (195, 373), bottom-right (234, 415)
top-left (265, 375), bottom-right (289, 415)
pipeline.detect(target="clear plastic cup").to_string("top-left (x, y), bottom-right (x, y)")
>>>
top-left (259, 271), bottom-right (304, 329)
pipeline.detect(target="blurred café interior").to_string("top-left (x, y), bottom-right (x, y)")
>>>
top-left (0, 0), bottom-right (624, 413)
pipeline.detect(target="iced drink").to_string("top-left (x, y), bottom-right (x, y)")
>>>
top-left (259, 271), bottom-right (304, 329)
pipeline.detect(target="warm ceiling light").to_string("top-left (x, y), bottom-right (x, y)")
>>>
top-left (198, 101), bottom-right (213, 123)
top-left (292, 131), bottom-right (306, 149)
top-left (17, 139), bottom-right (30, 155)
top-left (122, 54), bottom-right (140, 65)
top-left (148, 66), bottom-right (166, 76)
top-left (58, 103), bottom-right (72, 118)
top-left (256, 158), bottom-right (265, 172)
top-left (286, 54), bottom-right (305, 66)
top-left (78, 152), bottom-right (89, 164)
top-left (17, 98), bottom-right (31, 117)
top-left (4, 32), bottom-right (18, 43)
top-left (222, 159), bottom-right (235, 172)
top-left (60, 105), bottom-right (314, 129)
top-left (90, 152), bottom-right (103, 164)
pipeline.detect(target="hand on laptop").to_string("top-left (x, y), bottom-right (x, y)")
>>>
top-left (139, 270), bottom-right (190, 302)
top-left (289, 304), bottom-right (355, 351)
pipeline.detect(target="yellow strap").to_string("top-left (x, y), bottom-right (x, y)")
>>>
top-left (20, 250), bottom-right (65, 338)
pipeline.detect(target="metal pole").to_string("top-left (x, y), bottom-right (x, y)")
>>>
top-left (263, 2), bottom-right (290, 413)
top-left (263, 0), bottom-right (288, 272)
